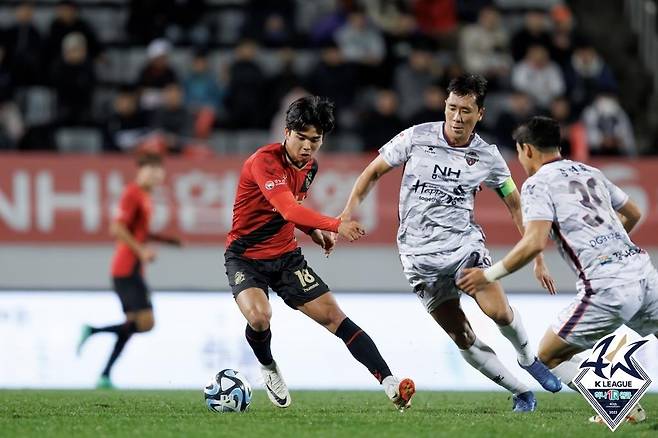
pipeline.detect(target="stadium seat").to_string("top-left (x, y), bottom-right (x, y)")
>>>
top-left (55, 127), bottom-right (103, 153)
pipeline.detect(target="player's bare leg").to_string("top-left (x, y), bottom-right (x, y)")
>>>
top-left (298, 292), bottom-right (415, 410)
top-left (236, 287), bottom-right (290, 407)
top-left (538, 329), bottom-right (646, 424)
top-left (468, 282), bottom-right (561, 392)
top-left (431, 298), bottom-right (536, 412)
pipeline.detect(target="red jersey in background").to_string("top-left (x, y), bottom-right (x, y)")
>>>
top-left (110, 182), bottom-right (152, 277)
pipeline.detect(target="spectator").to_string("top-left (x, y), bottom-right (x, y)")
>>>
top-left (361, 0), bottom-right (412, 35)
top-left (413, 0), bottom-right (458, 39)
top-left (243, 0), bottom-right (297, 48)
top-left (335, 10), bottom-right (386, 65)
top-left (126, 0), bottom-right (170, 44)
top-left (150, 83), bottom-right (194, 153)
top-left (102, 86), bottom-right (149, 152)
top-left (511, 44), bottom-right (565, 109)
top-left (547, 95), bottom-right (576, 157)
top-left (0, 43), bottom-right (25, 149)
top-left (308, 0), bottom-right (351, 46)
top-left (266, 48), bottom-right (303, 121)
top-left (4, 1), bottom-right (43, 86)
top-left (510, 9), bottom-right (552, 61)
top-left (549, 4), bottom-right (577, 70)
top-left (165, 0), bottom-right (209, 46)
top-left (50, 32), bottom-right (96, 126)
top-left (408, 84), bottom-right (446, 126)
top-left (224, 40), bottom-right (266, 129)
top-left (564, 41), bottom-right (617, 115)
top-left (459, 6), bottom-right (511, 89)
top-left (183, 49), bottom-right (225, 114)
top-left (360, 89), bottom-right (405, 151)
top-left (582, 92), bottom-right (636, 156)
top-left (46, 1), bottom-right (102, 66)
top-left (493, 91), bottom-right (536, 151)
top-left (306, 41), bottom-right (358, 113)
top-left (394, 42), bottom-right (440, 119)
top-left (137, 39), bottom-right (179, 111)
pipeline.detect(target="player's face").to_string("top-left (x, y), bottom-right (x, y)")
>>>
top-left (444, 93), bottom-right (483, 145)
top-left (284, 127), bottom-right (323, 167)
top-left (139, 165), bottom-right (166, 189)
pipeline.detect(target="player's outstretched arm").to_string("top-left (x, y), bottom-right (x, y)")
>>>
top-left (500, 188), bottom-right (556, 293)
top-left (340, 155), bottom-right (393, 220)
top-left (616, 199), bottom-right (642, 233)
top-left (457, 220), bottom-right (553, 294)
top-left (110, 221), bottom-right (156, 263)
top-left (147, 233), bottom-right (183, 247)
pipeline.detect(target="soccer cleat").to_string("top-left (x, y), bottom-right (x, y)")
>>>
top-left (512, 391), bottom-right (537, 412)
top-left (76, 325), bottom-right (93, 356)
top-left (589, 402), bottom-right (646, 424)
top-left (519, 357), bottom-right (562, 393)
top-left (96, 375), bottom-right (115, 390)
top-left (383, 376), bottom-right (416, 411)
top-left (261, 361), bottom-right (291, 408)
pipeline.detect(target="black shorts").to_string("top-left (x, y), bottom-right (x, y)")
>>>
top-left (113, 263), bottom-right (152, 313)
top-left (224, 248), bottom-right (330, 308)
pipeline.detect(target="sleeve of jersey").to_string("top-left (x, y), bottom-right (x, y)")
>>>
top-left (269, 192), bottom-right (340, 233)
top-left (113, 187), bottom-right (138, 225)
top-left (483, 148), bottom-right (514, 196)
top-left (521, 181), bottom-right (555, 223)
top-left (602, 175), bottom-right (629, 210)
top-left (378, 127), bottom-right (413, 167)
top-left (251, 154), bottom-right (293, 201)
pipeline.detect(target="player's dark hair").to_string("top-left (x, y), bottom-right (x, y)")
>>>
top-left (512, 116), bottom-right (561, 151)
top-left (447, 74), bottom-right (488, 108)
top-left (136, 153), bottom-right (163, 168)
top-left (285, 96), bottom-right (335, 135)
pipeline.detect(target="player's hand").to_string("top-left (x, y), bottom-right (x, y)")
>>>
top-left (310, 229), bottom-right (333, 256)
top-left (456, 268), bottom-right (489, 295)
top-left (139, 247), bottom-right (157, 264)
top-left (534, 258), bottom-right (557, 295)
top-left (321, 231), bottom-right (337, 255)
top-left (337, 220), bottom-right (365, 242)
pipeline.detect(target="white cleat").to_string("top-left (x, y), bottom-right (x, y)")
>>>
top-left (261, 361), bottom-right (291, 408)
top-left (589, 402), bottom-right (646, 424)
top-left (383, 376), bottom-right (416, 411)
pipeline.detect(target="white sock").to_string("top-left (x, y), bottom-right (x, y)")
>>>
top-left (497, 306), bottom-right (535, 366)
top-left (551, 354), bottom-right (585, 391)
top-left (460, 337), bottom-right (529, 395)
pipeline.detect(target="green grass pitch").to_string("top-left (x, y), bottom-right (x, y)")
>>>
top-left (1, 390), bottom-right (657, 437)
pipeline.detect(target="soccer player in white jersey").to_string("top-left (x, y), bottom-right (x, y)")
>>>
top-left (341, 75), bottom-right (561, 413)
top-left (458, 116), bottom-right (657, 424)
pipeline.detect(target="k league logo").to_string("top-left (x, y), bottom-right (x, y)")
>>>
top-left (573, 334), bottom-right (652, 431)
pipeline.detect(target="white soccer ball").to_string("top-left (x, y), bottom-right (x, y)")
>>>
top-left (204, 369), bottom-right (252, 413)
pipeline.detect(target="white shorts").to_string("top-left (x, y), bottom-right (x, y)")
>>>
top-left (400, 244), bottom-right (492, 313)
top-left (552, 267), bottom-right (658, 349)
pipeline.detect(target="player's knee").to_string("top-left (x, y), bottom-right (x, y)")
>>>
top-left (489, 308), bottom-right (513, 326)
top-left (135, 315), bottom-right (155, 332)
top-left (246, 309), bottom-right (271, 331)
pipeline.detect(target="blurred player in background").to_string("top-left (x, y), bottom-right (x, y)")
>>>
top-left (458, 116), bottom-right (656, 424)
top-left (341, 74), bottom-right (561, 413)
top-left (225, 96), bottom-right (415, 410)
top-left (77, 153), bottom-right (182, 389)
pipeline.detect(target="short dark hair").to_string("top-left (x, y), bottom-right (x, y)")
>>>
top-left (447, 74), bottom-right (488, 108)
top-left (512, 116), bottom-right (561, 151)
top-left (136, 153), bottom-right (163, 168)
top-left (285, 96), bottom-right (335, 135)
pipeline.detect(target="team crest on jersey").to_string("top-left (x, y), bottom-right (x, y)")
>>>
top-left (464, 151), bottom-right (479, 166)
top-left (573, 334), bottom-right (652, 431)
top-left (234, 271), bottom-right (245, 285)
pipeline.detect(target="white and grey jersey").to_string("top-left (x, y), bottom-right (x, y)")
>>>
top-left (379, 122), bottom-right (515, 255)
top-left (521, 159), bottom-right (652, 291)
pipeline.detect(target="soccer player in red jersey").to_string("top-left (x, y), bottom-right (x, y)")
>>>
top-left (225, 96), bottom-right (415, 410)
top-left (77, 154), bottom-right (181, 389)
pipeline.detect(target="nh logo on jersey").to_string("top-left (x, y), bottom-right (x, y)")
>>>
top-left (432, 165), bottom-right (461, 179)
top-left (573, 334), bottom-right (652, 431)
top-left (464, 151), bottom-right (479, 166)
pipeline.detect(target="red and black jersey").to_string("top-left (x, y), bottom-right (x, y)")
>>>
top-left (227, 143), bottom-right (337, 259)
top-left (110, 182), bottom-right (152, 277)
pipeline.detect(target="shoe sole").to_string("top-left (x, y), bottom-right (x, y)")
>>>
top-left (264, 383), bottom-right (291, 408)
top-left (398, 378), bottom-right (416, 408)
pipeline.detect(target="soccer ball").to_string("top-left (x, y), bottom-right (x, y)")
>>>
top-left (204, 369), bottom-right (252, 413)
